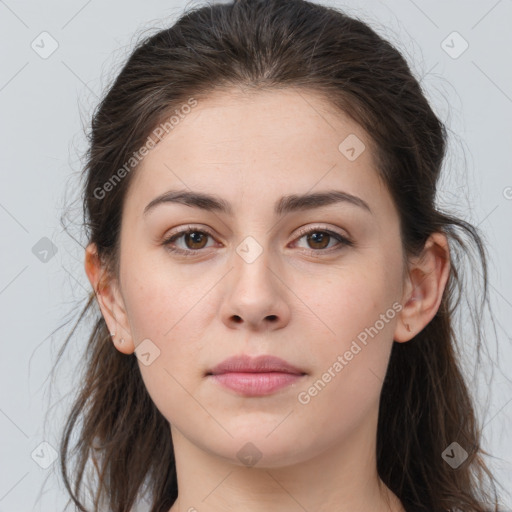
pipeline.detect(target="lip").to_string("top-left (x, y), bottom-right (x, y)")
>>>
top-left (206, 354), bottom-right (306, 397)
top-left (207, 354), bottom-right (305, 376)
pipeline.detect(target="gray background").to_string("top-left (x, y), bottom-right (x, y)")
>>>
top-left (0, 0), bottom-right (511, 510)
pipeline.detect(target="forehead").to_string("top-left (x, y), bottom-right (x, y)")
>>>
top-left (124, 87), bottom-right (394, 221)
top-left (141, 87), bottom-right (375, 167)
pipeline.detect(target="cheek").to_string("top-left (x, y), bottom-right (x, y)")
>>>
top-left (121, 253), bottom-right (211, 342)
top-left (122, 269), bottom-right (210, 426)
top-left (120, 251), bottom-right (217, 366)
top-left (291, 285), bottom-right (396, 446)
top-left (295, 263), bottom-right (398, 343)
top-left (296, 264), bottom-right (399, 398)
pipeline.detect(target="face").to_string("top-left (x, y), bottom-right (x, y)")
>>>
top-left (108, 88), bottom-right (408, 467)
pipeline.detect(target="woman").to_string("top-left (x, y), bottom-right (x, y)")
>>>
top-left (56, 0), bottom-right (504, 510)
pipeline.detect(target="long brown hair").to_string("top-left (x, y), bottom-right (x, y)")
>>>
top-left (51, 0), bottom-right (504, 510)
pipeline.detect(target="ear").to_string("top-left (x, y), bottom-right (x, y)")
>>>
top-left (394, 232), bottom-right (450, 343)
top-left (84, 243), bottom-right (135, 354)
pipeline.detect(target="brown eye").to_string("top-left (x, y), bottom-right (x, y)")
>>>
top-left (292, 227), bottom-right (354, 254)
top-left (306, 231), bottom-right (331, 250)
top-left (162, 227), bottom-right (216, 256)
top-left (183, 231), bottom-right (209, 250)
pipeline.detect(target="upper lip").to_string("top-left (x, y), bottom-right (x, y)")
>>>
top-left (206, 354), bottom-right (306, 376)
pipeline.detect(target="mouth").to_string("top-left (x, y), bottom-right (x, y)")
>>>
top-left (205, 354), bottom-right (307, 396)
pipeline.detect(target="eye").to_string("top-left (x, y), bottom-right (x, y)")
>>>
top-left (162, 226), bottom-right (217, 256)
top-left (161, 224), bottom-right (353, 258)
top-left (291, 226), bottom-right (353, 254)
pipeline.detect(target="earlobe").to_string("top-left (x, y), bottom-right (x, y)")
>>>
top-left (84, 243), bottom-right (135, 354)
top-left (394, 232), bottom-right (450, 343)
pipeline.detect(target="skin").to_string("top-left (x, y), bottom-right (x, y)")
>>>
top-left (85, 88), bottom-right (450, 512)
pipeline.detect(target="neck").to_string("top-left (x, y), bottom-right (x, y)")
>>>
top-left (167, 413), bottom-right (405, 512)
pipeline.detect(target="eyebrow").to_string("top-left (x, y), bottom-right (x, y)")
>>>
top-left (143, 189), bottom-right (373, 217)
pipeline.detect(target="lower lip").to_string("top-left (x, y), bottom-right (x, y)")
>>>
top-left (208, 372), bottom-right (304, 396)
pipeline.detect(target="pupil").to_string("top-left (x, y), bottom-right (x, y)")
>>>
top-left (187, 232), bottom-right (205, 248)
top-left (309, 232), bottom-right (328, 249)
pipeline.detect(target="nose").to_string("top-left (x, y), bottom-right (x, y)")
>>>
top-left (220, 247), bottom-right (291, 332)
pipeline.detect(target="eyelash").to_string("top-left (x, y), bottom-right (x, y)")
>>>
top-left (161, 225), bottom-right (354, 258)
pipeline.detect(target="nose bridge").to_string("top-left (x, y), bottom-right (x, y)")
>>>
top-left (220, 231), bottom-right (291, 330)
top-left (231, 233), bottom-right (275, 293)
